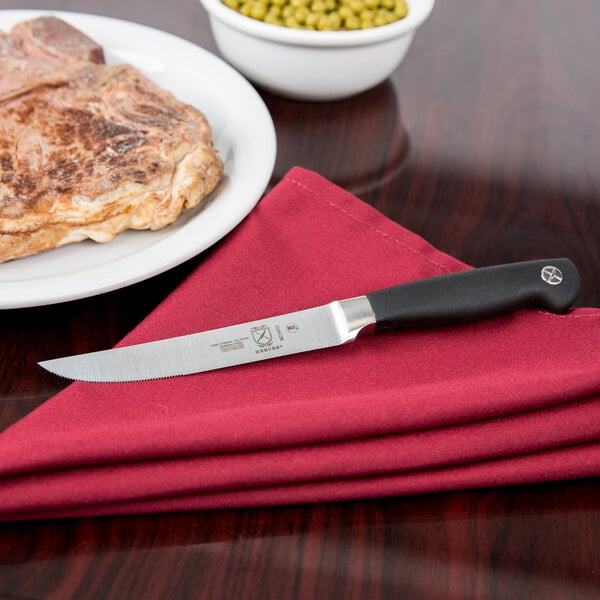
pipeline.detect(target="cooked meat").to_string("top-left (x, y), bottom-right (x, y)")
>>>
top-left (0, 16), bottom-right (223, 263)
top-left (9, 15), bottom-right (105, 64)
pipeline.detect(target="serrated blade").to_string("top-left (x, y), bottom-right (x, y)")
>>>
top-left (39, 297), bottom-right (376, 382)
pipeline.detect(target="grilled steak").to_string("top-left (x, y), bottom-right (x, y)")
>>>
top-left (0, 16), bottom-right (223, 263)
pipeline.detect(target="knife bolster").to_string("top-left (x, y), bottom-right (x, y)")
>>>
top-left (337, 296), bottom-right (377, 341)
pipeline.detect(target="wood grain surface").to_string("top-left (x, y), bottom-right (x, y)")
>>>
top-left (1, 1), bottom-right (599, 598)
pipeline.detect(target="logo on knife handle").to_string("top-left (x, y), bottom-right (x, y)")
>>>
top-left (541, 265), bottom-right (563, 285)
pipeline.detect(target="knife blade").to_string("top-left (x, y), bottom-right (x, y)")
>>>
top-left (39, 258), bottom-right (580, 383)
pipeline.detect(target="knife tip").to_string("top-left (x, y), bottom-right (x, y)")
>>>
top-left (38, 359), bottom-right (75, 380)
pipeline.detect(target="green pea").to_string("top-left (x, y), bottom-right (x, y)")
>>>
top-left (265, 12), bottom-right (283, 24)
top-left (249, 1), bottom-right (268, 19)
top-left (344, 13), bottom-right (361, 28)
top-left (328, 11), bottom-right (342, 28)
top-left (394, 0), bottom-right (408, 17)
top-left (315, 14), bottom-right (328, 29)
top-left (285, 15), bottom-right (302, 26)
top-left (349, 0), bottom-right (364, 13)
top-left (306, 11), bottom-right (320, 26)
top-left (294, 6), bottom-right (310, 22)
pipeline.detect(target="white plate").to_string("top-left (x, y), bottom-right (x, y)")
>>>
top-left (0, 10), bottom-right (276, 309)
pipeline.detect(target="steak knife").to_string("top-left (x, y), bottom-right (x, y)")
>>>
top-left (39, 258), bottom-right (580, 383)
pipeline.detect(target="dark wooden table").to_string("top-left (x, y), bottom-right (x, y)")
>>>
top-left (1, 1), bottom-right (599, 598)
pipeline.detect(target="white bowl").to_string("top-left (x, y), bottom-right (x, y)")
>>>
top-left (199, 0), bottom-right (435, 101)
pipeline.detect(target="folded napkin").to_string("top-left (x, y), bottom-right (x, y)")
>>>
top-left (1, 167), bottom-right (600, 521)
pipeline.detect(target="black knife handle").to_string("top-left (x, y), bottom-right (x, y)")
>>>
top-left (366, 258), bottom-right (580, 333)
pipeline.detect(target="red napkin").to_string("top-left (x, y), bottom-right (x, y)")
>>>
top-left (1, 167), bottom-right (600, 521)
